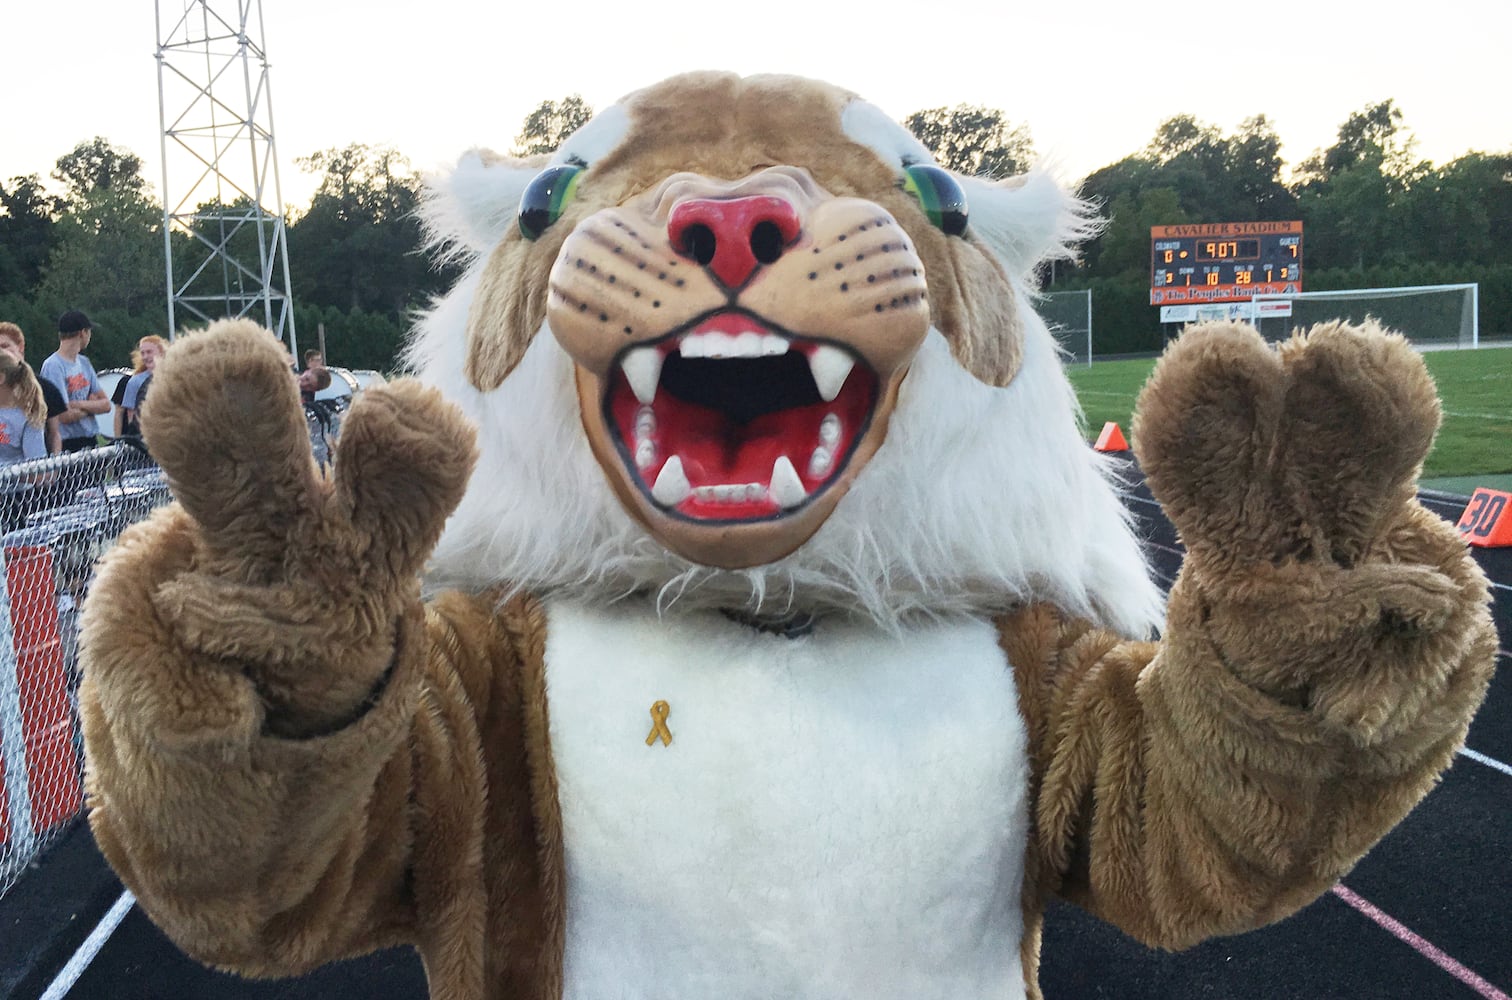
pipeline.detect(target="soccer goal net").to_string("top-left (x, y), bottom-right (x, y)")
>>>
top-left (1038, 289), bottom-right (1093, 366)
top-left (1252, 283), bottom-right (1479, 348)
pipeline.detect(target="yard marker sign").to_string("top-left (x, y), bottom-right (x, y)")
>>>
top-left (1456, 487), bottom-right (1512, 548)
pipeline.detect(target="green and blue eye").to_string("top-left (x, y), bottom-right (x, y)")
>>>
top-left (518, 164), bottom-right (584, 240)
top-left (902, 165), bottom-right (968, 237)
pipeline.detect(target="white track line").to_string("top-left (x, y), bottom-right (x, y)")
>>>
top-left (39, 890), bottom-right (135, 1000)
top-left (1460, 747), bottom-right (1512, 778)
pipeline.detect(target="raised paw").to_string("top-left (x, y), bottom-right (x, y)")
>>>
top-left (1133, 320), bottom-right (1440, 574)
top-left (142, 318), bottom-right (320, 574)
top-left (1272, 320), bottom-right (1439, 566)
top-left (141, 319), bottom-right (477, 591)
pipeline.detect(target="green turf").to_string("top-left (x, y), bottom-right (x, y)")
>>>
top-left (1065, 345), bottom-right (1512, 481)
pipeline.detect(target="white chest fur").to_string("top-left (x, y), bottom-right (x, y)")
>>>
top-left (544, 598), bottom-right (1031, 999)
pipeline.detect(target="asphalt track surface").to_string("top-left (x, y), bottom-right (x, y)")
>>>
top-left (4, 458), bottom-right (1509, 1000)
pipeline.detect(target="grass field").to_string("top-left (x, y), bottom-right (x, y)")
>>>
top-left (1066, 344), bottom-right (1512, 482)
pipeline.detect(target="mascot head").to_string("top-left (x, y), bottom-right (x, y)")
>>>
top-left (413, 72), bottom-right (1162, 636)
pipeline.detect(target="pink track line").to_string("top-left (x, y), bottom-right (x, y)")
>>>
top-left (1332, 883), bottom-right (1510, 1000)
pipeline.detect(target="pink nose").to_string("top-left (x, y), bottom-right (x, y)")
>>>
top-left (667, 195), bottom-right (802, 290)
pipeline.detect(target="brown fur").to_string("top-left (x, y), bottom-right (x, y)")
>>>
top-left (78, 93), bottom-right (1495, 999)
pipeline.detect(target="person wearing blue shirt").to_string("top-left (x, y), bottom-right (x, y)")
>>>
top-left (0, 339), bottom-right (48, 465)
top-left (40, 310), bottom-right (111, 453)
top-left (0, 321), bottom-right (64, 454)
top-left (114, 335), bottom-right (168, 439)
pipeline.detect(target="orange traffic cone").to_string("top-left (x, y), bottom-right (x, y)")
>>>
top-left (1094, 421), bottom-right (1129, 452)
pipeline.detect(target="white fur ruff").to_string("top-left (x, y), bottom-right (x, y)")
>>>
top-left (545, 597), bottom-right (1029, 999)
top-left (412, 292), bottom-right (1160, 637)
top-left (411, 92), bottom-right (1164, 638)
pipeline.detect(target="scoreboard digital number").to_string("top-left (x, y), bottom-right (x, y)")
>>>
top-left (1149, 221), bottom-right (1303, 305)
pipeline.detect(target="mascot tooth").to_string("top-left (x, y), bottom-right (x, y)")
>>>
top-left (81, 72), bottom-right (1496, 1000)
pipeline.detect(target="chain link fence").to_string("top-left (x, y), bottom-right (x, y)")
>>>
top-left (0, 397), bottom-right (350, 899)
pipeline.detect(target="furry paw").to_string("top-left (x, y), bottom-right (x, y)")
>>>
top-left (143, 319), bottom-right (477, 589)
top-left (1133, 320), bottom-right (1439, 574)
top-left (1203, 559), bottom-right (1468, 745)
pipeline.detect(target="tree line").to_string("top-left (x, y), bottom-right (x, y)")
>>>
top-left (1, 96), bottom-right (1507, 373)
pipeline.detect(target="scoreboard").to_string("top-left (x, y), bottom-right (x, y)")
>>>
top-left (1150, 220), bottom-right (1303, 305)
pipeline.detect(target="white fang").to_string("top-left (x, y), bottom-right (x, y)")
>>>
top-left (808, 345), bottom-right (855, 402)
top-left (622, 348), bottom-right (664, 404)
top-left (769, 455), bottom-right (807, 509)
top-left (651, 455), bottom-right (691, 506)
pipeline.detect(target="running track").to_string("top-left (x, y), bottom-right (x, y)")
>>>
top-left (4, 458), bottom-right (1508, 999)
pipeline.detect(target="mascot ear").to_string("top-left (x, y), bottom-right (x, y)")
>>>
top-left (421, 148), bottom-right (545, 262)
top-left (959, 170), bottom-right (1101, 282)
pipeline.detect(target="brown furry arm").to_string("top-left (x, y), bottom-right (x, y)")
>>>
top-left (78, 320), bottom-right (492, 977)
top-left (80, 505), bottom-right (429, 973)
top-left (1018, 520), bottom-right (1493, 949)
top-left (80, 525), bottom-right (517, 979)
top-left (1018, 321), bottom-right (1497, 950)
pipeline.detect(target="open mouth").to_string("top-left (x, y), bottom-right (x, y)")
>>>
top-left (605, 312), bottom-right (878, 523)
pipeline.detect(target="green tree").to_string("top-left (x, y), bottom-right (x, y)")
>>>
top-left (0, 174), bottom-right (62, 295)
top-left (903, 105), bottom-right (1035, 177)
top-left (512, 96), bottom-right (594, 157)
top-left (36, 141), bottom-right (164, 361)
top-left (1291, 100), bottom-right (1428, 271)
top-left (52, 137), bottom-right (149, 199)
top-left (1100, 187), bottom-right (1188, 279)
top-left (1313, 100), bottom-right (1410, 180)
top-left (1225, 115), bottom-right (1296, 220)
top-left (290, 144), bottom-right (450, 319)
top-left (1403, 152), bottom-right (1512, 267)
top-left (1144, 114), bottom-right (1236, 222)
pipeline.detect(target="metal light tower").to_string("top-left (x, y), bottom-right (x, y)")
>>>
top-left (155, 0), bottom-right (298, 353)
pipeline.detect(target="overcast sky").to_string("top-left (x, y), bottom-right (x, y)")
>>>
top-left (5, 0), bottom-right (1509, 212)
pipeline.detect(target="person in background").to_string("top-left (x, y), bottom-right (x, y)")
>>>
top-left (303, 348), bottom-right (325, 371)
top-left (298, 364), bottom-right (331, 406)
top-left (0, 338), bottom-right (48, 465)
top-left (0, 321), bottom-right (66, 454)
top-left (41, 310), bottom-right (110, 453)
top-left (113, 335), bottom-right (169, 439)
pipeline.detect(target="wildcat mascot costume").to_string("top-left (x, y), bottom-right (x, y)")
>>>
top-left (80, 72), bottom-right (1495, 999)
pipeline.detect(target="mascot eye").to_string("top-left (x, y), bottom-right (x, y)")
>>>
top-left (518, 164), bottom-right (584, 240)
top-left (902, 165), bottom-right (968, 237)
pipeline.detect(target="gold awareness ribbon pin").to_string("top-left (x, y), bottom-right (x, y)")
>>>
top-left (645, 700), bottom-right (672, 747)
